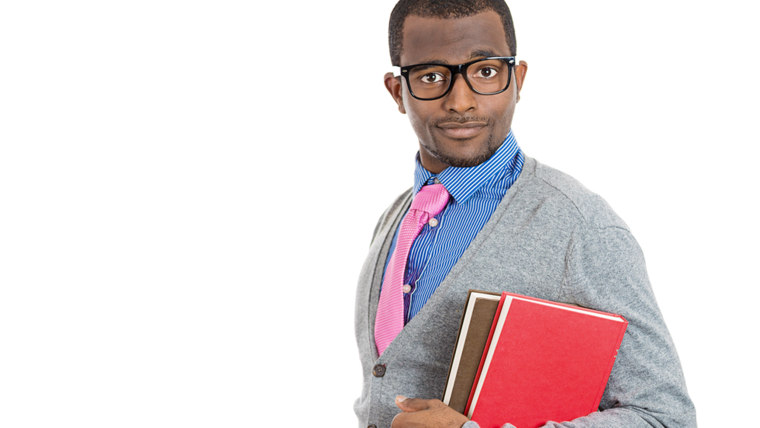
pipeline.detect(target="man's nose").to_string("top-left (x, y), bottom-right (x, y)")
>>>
top-left (443, 74), bottom-right (477, 113)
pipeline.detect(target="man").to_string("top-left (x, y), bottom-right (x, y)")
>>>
top-left (354, 1), bottom-right (696, 427)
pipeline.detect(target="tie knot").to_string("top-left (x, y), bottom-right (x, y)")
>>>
top-left (410, 183), bottom-right (450, 218)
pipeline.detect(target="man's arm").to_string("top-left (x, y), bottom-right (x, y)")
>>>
top-left (545, 225), bottom-right (696, 427)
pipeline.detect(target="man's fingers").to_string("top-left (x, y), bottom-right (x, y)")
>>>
top-left (392, 397), bottom-right (469, 428)
top-left (395, 395), bottom-right (434, 412)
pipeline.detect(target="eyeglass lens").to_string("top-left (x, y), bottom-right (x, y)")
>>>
top-left (407, 58), bottom-right (512, 99)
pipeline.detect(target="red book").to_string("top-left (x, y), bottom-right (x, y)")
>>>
top-left (465, 292), bottom-right (627, 428)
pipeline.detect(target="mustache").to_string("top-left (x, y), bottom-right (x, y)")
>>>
top-left (434, 116), bottom-right (490, 125)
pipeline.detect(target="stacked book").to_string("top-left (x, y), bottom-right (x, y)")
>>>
top-left (443, 291), bottom-right (628, 428)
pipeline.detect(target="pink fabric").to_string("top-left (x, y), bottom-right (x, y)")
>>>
top-left (374, 183), bottom-right (450, 356)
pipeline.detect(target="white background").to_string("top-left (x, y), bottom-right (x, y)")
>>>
top-left (1, 0), bottom-right (757, 426)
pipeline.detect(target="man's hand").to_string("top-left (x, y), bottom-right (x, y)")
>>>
top-left (390, 395), bottom-right (470, 428)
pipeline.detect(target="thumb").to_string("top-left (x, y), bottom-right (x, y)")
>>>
top-left (395, 395), bottom-right (432, 412)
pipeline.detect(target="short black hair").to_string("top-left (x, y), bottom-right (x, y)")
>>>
top-left (389, 0), bottom-right (517, 66)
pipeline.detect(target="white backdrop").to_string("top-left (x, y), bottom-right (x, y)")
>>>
top-left (1, 1), bottom-right (757, 426)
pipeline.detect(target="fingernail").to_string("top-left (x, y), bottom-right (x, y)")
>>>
top-left (396, 395), bottom-right (407, 403)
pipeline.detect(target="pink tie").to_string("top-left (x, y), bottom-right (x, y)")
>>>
top-left (374, 183), bottom-right (450, 356)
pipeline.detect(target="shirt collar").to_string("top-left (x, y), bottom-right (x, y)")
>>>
top-left (413, 130), bottom-right (520, 204)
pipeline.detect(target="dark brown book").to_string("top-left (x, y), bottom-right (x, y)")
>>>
top-left (442, 290), bottom-right (501, 413)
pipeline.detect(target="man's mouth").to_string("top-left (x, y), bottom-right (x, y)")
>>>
top-left (436, 121), bottom-right (487, 139)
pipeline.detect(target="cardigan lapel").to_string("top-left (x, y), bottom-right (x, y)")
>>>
top-left (365, 190), bottom-right (413, 359)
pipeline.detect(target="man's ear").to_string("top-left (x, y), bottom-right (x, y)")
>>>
top-left (513, 60), bottom-right (528, 103)
top-left (384, 72), bottom-right (406, 114)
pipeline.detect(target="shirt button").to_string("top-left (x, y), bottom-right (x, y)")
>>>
top-left (372, 364), bottom-right (386, 377)
top-left (428, 218), bottom-right (439, 227)
top-left (402, 284), bottom-right (412, 293)
top-left (433, 178), bottom-right (441, 184)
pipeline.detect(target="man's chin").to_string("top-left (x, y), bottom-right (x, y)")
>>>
top-left (437, 144), bottom-right (499, 168)
top-left (441, 156), bottom-right (491, 168)
top-left (420, 133), bottom-right (500, 169)
top-left (429, 149), bottom-right (495, 168)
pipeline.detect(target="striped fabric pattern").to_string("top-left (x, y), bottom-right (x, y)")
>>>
top-left (383, 130), bottom-right (524, 323)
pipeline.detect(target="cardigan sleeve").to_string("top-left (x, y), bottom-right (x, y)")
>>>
top-left (542, 225), bottom-right (697, 427)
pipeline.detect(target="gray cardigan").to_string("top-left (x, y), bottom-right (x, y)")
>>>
top-left (353, 157), bottom-right (696, 428)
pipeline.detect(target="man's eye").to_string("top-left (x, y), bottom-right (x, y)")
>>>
top-left (420, 72), bottom-right (446, 83)
top-left (474, 67), bottom-right (498, 78)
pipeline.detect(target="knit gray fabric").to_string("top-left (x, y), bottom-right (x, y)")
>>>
top-left (353, 157), bottom-right (696, 428)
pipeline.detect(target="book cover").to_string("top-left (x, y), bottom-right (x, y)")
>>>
top-left (466, 292), bottom-right (628, 428)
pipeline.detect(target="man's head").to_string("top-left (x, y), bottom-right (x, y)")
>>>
top-left (385, 0), bottom-right (527, 174)
top-left (389, 0), bottom-right (517, 67)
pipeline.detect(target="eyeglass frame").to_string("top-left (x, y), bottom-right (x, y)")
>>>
top-left (394, 56), bottom-right (517, 101)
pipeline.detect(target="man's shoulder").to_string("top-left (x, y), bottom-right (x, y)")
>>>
top-left (370, 188), bottom-right (413, 242)
top-left (520, 157), bottom-right (629, 231)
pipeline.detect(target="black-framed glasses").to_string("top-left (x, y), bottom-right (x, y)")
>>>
top-left (395, 56), bottom-right (516, 101)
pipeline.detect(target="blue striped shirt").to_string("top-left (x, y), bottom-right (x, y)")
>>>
top-left (384, 130), bottom-right (524, 322)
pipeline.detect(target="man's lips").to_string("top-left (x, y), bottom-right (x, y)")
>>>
top-left (436, 121), bottom-right (487, 139)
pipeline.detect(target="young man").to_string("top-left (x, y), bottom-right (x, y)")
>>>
top-left (354, 1), bottom-right (696, 427)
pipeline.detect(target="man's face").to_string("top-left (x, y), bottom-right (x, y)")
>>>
top-left (385, 11), bottom-right (527, 173)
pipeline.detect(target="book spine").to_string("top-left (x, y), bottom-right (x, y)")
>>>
top-left (442, 291), bottom-right (477, 403)
top-left (464, 292), bottom-right (508, 416)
